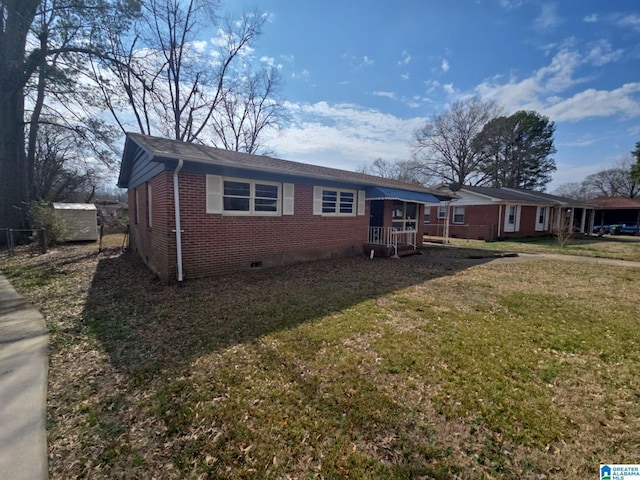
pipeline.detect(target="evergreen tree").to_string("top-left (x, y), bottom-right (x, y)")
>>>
top-left (474, 110), bottom-right (557, 190)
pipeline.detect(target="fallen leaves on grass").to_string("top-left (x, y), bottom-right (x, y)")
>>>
top-left (2, 236), bottom-right (640, 479)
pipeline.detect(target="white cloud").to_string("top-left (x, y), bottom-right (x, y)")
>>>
top-left (372, 91), bottom-right (397, 100)
top-left (475, 48), bottom-right (586, 112)
top-left (557, 135), bottom-right (598, 147)
top-left (192, 40), bottom-right (208, 53)
top-left (474, 43), bottom-right (640, 123)
top-left (545, 83), bottom-right (640, 121)
top-left (342, 53), bottom-right (375, 69)
top-left (401, 72), bottom-right (410, 80)
top-left (291, 69), bottom-right (310, 80)
top-left (534, 3), bottom-right (561, 31)
top-left (585, 40), bottom-right (623, 67)
top-left (583, 13), bottom-right (598, 23)
top-left (443, 83), bottom-right (456, 95)
top-left (499, 0), bottom-right (525, 9)
top-left (360, 56), bottom-right (374, 67)
top-left (617, 13), bottom-right (640, 32)
top-left (441, 59), bottom-right (450, 73)
top-left (398, 50), bottom-right (411, 65)
top-left (263, 101), bottom-right (427, 169)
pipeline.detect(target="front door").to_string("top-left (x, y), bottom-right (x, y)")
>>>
top-left (370, 200), bottom-right (384, 227)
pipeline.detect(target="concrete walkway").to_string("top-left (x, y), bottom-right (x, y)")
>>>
top-left (0, 273), bottom-right (48, 480)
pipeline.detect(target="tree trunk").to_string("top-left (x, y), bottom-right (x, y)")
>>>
top-left (0, 0), bottom-right (40, 232)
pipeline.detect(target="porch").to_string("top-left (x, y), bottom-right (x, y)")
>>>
top-left (364, 227), bottom-right (419, 258)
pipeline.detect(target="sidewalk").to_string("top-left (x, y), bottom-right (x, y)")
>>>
top-left (0, 273), bottom-right (48, 480)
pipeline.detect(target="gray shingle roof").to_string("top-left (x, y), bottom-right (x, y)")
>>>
top-left (457, 185), bottom-right (586, 206)
top-left (120, 133), bottom-right (451, 199)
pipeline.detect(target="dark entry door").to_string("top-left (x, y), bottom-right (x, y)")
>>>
top-left (370, 200), bottom-right (384, 227)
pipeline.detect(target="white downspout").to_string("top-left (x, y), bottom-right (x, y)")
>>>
top-left (173, 159), bottom-right (184, 282)
top-left (497, 204), bottom-right (503, 239)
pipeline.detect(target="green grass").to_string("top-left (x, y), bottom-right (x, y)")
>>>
top-left (447, 234), bottom-right (640, 262)
top-left (2, 237), bottom-right (640, 478)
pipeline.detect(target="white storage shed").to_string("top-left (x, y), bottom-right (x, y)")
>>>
top-left (52, 203), bottom-right (98, 242)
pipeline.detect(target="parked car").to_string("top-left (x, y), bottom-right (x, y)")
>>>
top-left (620, 224), bottom-right (640, 235)
top-left (610, 224), bottom-right (639, 235)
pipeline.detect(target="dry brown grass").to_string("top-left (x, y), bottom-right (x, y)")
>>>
top-left (1, 235), bottom-right (640, 479)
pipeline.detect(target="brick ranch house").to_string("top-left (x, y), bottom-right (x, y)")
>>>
top-left (118, 133), bottom-right (452, 282)
top-left (424, 185), bottom-right (595, 241)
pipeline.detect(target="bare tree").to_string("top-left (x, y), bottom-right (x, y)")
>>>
top-left (358, 158), bottom-right (429, 185)
top-left (413, 98), bottom-right (500, 187)
top-left (0, 0), bottom-right (131, 231)
top-left (210, 65), bottom-right (285, 154)
top-left (32, 123), bottom-right (106, 202)
top-left (582, 156), bottom-right (639, 198)
top-left (94, 0), bottom-right (283, 150)
top-left (552, 182), bottom-right (594, 201)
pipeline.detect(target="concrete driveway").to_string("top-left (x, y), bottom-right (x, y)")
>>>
top-left (0, 273), bottom-right (48, 480)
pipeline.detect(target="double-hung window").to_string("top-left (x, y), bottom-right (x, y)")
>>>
top-left (313, 187), bottom-right (364, 216)
top-left (207, 175), bottom-right (292, 216)
top-left (222, 180), bottom-right (279, 214)
top-left (323, 189), bottom-right (354, 214)
top-left (452, 206), bottom-right (465, 224)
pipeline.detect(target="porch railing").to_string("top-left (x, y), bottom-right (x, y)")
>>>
top-left (367, 227), bottom-right (417, 257)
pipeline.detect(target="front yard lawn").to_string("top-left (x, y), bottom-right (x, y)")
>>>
top-left (446, 234), bottom-right (640, 262)
top-left (1, 236), bottom-right (640, 478)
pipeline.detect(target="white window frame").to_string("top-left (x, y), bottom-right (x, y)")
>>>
top-left (437, 205), bottom-right (446, 219)
top-left (206, 175), bottom-right (290, 216)
top-left (535, 206), bottom-right (548, 231)
top-left (392, 201), bottom-right (418, 231)
top-left (424, 208), bottom-right (431, 224)
top-left (313, 187), bottom-right (360, 216)
top-left (504, 204), bottom-right (521, 232)
top-left (452, 206), bottom-right (465, 224)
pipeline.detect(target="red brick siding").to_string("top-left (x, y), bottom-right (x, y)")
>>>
top-left (517, 206), bottom-right (541, 237)
top-left (128, 172), bottom-right (174, 280)
top-left (423, 204), bottom-right (549, 240)
top-left (132, 172), bottom-right (371, 281)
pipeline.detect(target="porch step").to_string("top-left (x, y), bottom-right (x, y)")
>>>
top-left (364, 243), bottom-right (419, 258)
top-left (396, 245), bottom-right (420, 257)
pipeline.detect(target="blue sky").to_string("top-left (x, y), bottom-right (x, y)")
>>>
top-left (224, 0), bottom-right (640, 191)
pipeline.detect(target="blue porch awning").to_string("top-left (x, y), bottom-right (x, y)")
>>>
top-left (365, 186), bottom-right (441, 204)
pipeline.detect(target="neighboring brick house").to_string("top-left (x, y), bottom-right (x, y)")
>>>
top-left (118, 133), bottom-right (450, 282)
top-left (424, 185), bottom-right (594, 241)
